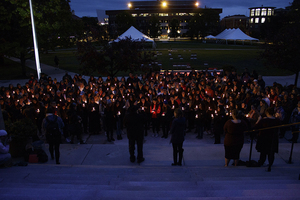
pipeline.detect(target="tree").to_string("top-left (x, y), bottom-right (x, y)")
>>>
top-left (0, 0), bottom-right (78, 77)
top-left (77, 37), bottom-right (155, 77)
top-left (169, 18), bottom-right (180, 40)
top-left (261, 0), bottom-right (300, 86)
top-left (149, 15), bottom-right (161, 40)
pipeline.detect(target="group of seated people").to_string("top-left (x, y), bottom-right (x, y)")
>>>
top-left (0, 69), bottom-right (299, 145)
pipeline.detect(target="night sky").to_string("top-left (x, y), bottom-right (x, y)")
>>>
top-left (69, 0), bottom-right (292, 19)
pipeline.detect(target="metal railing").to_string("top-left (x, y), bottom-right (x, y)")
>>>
top-left (245, 122), bottom-right (300, 166)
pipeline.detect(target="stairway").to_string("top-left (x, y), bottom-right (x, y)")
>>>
top-left (1, 132), bottom-right (299, 199)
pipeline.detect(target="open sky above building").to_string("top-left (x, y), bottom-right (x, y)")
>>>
top-left (69, 0), bottom-right (291, 19)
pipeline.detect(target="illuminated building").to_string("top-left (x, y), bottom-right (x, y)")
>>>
top-left (249, 6), bottom-right (275, 29)
top-left (105, 0), bottom-right (222, 39)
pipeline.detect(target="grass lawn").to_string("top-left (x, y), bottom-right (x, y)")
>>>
top-left (2, 41), bottom-right (292, 79)
top-left (39, 50), bottom-right (81, 74)
top-left (0, 58), bottom-right (37, 80)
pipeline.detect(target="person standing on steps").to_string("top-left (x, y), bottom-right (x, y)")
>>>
top-left (42, 107), bottom-right (64, 164)
top-left (124, 105), bottom-right (146, 163)
top-left (223, 109), bottom-right (248, 167)
top-left (254, 107), bottom-right (280, 172)
top-left (170, 108), bottom-right (186, 166)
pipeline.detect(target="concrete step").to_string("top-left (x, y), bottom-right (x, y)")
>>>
top-left (1, 164), bottom-right (299, 199)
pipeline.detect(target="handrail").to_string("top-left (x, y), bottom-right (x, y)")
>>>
top-left (245, 122), bottom-right (300, 133)
top-left (245, 121), bottom-right (300, 166)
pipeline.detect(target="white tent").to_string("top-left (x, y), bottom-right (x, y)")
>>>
top-left (215, 28), bottom-right (259, 41)
top-left (110, 26), bottom-right (155, 48)
top-left (204, 35), bottom-right (216, 39)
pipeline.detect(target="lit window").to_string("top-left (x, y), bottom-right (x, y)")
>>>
top-left (255, 9), bottom-right (260, 16)
top-left (255, 18), bottom-right (259, 23)
top-left (250, 18), bottom-right (254, 23)
top-left (261, 18), bottom-right (265, 23)
top-left (132, 14), bottom-right (137, 17)
top-left (250, 9), bottom-right (255, 16)
top-left (267, 8), bottom-right (273, 16)
top-left (261, 8), bottom-right (267, 16)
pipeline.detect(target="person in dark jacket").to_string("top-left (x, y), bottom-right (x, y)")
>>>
top-left (223, 109), bottom-right (248, 167)
top-left (170, 108), bottom-right (186, 166)
top-left (124, 105), bottom-right (146, 163)
top-left (160, 100), bottom-right (173, 138)
top-left (254, 107), bottom-right (280, 172)
top-left (67, 103), bottom-right (84, 144)
top-left (42, 107), bottom-right (64, 164)
top-left (213, 105), bottom-right (227, 144)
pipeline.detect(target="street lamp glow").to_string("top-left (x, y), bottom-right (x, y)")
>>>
top-left (162, 1), bottom-right (167, 8)
top-left (128, 3), bottom-right (132, 8)
top-left (195, 2), bottom-right (199, 7)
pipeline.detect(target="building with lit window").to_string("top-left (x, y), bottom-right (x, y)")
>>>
top-left (220, 15), bottom-right (248, 33)
top-left (249, 6), bottom-right (275, 30)
top-left (105, 1), bottom-right (222, 39)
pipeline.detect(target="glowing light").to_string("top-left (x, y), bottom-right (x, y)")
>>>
top-left (162, 1), bottom-right (167, 7)
top-left (195, 2), bottom-right (199, 7)
top-left (128, 3), bottom-right (132, 8)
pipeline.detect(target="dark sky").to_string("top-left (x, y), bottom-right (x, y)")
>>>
top-left (69, 0), bottom-right (292, 19)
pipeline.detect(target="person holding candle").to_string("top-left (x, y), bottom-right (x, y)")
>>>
top-left (161, 100), bottom-right (172, 138)
top-left (150, 97), bottom-right (161, 137)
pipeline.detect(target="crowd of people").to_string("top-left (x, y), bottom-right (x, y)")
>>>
top-left (1, 70), bottom-right (300, 141)
top-left (1, 69), bottom-right (300, 166)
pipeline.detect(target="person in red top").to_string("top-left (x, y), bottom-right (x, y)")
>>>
top-left (150, 97), bottom-right (161, 137)
top-left (205, 85), bottom-right (214, 98)
top-left (269, 88), bottom-right (278, 107)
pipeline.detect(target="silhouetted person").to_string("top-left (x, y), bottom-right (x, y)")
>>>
top-left (124, 105), bottom-right (146, 163)
top-left (170, 109), bottom-right (186, 166)
top-left (254, 107), bottom-right (280, 172)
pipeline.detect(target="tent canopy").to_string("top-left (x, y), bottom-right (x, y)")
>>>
top-left (215, 28), bottom-right (259, 41)
top-left (111, 26), bottom-right (155, 44)
top-left (205, 35), bottom-right (216, 39)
